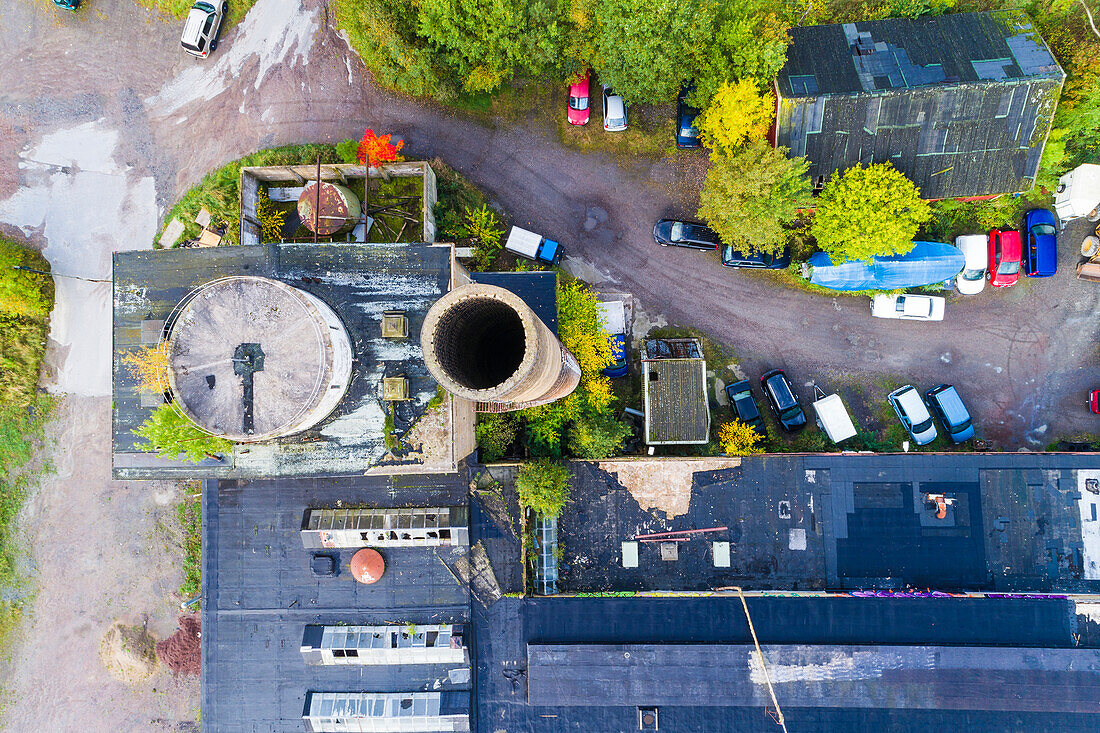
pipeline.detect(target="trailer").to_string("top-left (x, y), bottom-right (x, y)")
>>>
top-left (505, 226), bottom-right (562, 265)
top-left (811, 386), bottom-right (857, 444)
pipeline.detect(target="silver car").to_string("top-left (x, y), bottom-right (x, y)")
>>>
top-left (181, 1), bottom-right (227, 59)
top-left (602, 86), bottom-right (627, 132)
top-left (888, 385), bottom-right (938, 446)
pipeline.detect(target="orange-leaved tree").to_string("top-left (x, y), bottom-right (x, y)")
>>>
top-left (357, 129), bottom-right (404, 180)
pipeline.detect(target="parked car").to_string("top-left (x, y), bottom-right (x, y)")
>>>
top-left (725, 380), bottom-right (767, 437)
top-left (181, 0), bottom-right (227, 59)
top-left (653, 219), bottom-right (720, 250)
top-left (760, 369), bottom-right (807, 432)
top-left (924, 384), bottom-right (974, 444)
top-left (53, 0), bottom-right (80, 10)
top-left (567, 70), bottom-right (591, 126)
top-left (870, 293), bottom-right (945, 321)
top-left (954, 234), bottom-right (987, 295)
top-left (676, 82), bottom-right (701, 148)
top-left (987, 228), bottom-right (1021, 287)
top-left (1023, 208), bottom-right (1058, 277)
top-left (721, 245), bottom-right (791, 269)
top-left (1091, 389), bottom-right (1100, 415)
top-left (888, 385), bottom-right (938, 446)
top-left (602, 86), bottom-right (627, 132)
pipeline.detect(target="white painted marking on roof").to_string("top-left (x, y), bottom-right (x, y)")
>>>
top-left (1076, 470), bottom-right (1100, 580)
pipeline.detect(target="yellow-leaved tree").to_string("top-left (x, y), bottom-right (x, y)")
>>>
top-left (717, 419), bottom-right (764, 456)
top-left (696, 79), bottom-right (774, 159)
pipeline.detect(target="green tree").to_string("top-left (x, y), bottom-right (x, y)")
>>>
top-left (591, 0), bottom-right (716, 102)
top-left (811, 163), bottom-right (932, 262)
top-left (696, 80), bottom-right (773, 159)
top-left (716, 419), bottom-right (763, 456)
top-left (566, 412), bottom-right (631, 459)
top-left (520, 278), bottom-right (621, 458)
top-left (698, 140), bottom-right (812, 255)
top-left (0, 239), bottom-right (53, 320)
top-left (515, 458), bottom-right (572, 517)
top-left (476, 413), bottom-right (521, 461)
top-left (134, 405), bottom-right (234, 464)
top-left (333, 0), bottom-right (459, 100)
top-left (415, 0), bottom-right (567, 93)
top-left (691, 0), bottom-right (791, 104)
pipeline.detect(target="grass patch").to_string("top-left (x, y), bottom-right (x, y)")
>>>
top-left (177, 494), bottom-right (202, 599)
top-left (921, 192), bottom-right (1049, 244)
top-left (136, 0), bottom-right (258, 31)
top-left (156, 143), bottom-right (340, 248)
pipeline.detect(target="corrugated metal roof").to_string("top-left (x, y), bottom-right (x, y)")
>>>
top-left (775, 11), bottom-right (1064, 198)
top-left (643, 341), bottom-right (710, 445)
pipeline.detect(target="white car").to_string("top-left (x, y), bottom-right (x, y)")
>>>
top-left (870, 293), bottom-right (945, 321)
top-left (888, 385), bottom-right (938, 446)
top-left (602, 86), bottom-right (627, 132)
top-left (181, 1), bottom-right (227, 59)
top-left (954, 234), bottom-right (988, 295)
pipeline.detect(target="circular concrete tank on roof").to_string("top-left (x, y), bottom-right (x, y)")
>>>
top-left (165, 276), bottom-right (353, 442)
top-left (350, 548), bottom-right (385, 584)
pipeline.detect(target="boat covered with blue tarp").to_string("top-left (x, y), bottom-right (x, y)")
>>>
top-left (808, 241), bottom-right (965, 291)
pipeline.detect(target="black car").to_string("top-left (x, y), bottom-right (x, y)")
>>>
top-left (653, 219), bottom-right (720, 250)
top-left (724, 380), bottom-right (767, 437)
top-left (722, 245), bottom-right (792, 269)
top-left (760, 369), bottom-right (807, 432)
top-left (676, 82), bottom-right (701, 148)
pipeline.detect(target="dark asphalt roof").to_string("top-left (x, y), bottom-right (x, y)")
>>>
top-left (470, 271), bottom-right (558, 334)
top-left (113, 244), bottom-right (452, 480)
top-left (554, 454), bottom-right (1100, 594)
top-left (527, 643), bottom-right (1100, 712)
top-left (201, 473), bottom-right (472, 733)
top-left (775, 11), bottom-right (1064, 198)
top-left (473, 597), bottom-right (1100, 732)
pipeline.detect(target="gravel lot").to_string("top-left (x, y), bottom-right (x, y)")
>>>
top-left (0, 0), bottom-right (1097, 725)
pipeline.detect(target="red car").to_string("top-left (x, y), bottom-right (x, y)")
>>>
top-left (567, 70), bottom-right (590, 126)
top-left (1090, 390), bottom-right (1100, 414)
top-left (987, 228), bottom-right (1021, 287)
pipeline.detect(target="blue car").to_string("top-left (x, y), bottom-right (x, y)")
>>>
top-left (1023, 208), bottom-right (1058, 277)
top-left (676, 83), bottom-right (701, 148)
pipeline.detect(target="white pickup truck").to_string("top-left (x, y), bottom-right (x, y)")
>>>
top-left (505, 226), bottom-right (562, 265)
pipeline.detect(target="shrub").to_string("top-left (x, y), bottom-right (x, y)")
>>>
top-left (515, 459), bottom-right (572, 518)
top-left (134, 405), bottom-right (234, 464)
top-left (476, 413), bottom-right (521, 462)
top-left (717, 419), bottom-right (764, 456)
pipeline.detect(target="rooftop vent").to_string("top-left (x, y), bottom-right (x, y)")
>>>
top-left (382, 376), bottom-right (409, 401)
top-left (381, 310), bottom-right (408, 339)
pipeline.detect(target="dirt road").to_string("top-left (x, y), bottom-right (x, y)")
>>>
top-left (3, 0), bottom-right (1098, 446)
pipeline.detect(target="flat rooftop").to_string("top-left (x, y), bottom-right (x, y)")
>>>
top-left (112, 244), bottom-right (458, 479)
top-left (473, 596), bottom-right (1100, 732)
top-left (201, 473), bottom-right (472, 733)
top-left (553, 454), bottom-right (1100, 593)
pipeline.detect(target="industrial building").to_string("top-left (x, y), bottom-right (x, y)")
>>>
top-left (774, 10), bottom-right (1065, 198)
top-left (200, 454), bottom-right (1100, 731)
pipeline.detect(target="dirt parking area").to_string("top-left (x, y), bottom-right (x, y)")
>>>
top-left (0, 397), bottom-right (198, 732)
